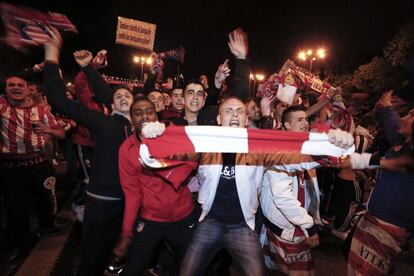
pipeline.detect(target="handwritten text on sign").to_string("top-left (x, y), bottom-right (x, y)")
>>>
top-left (116, 17), bottom-right (156, 51)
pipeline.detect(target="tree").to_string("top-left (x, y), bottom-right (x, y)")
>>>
top-left (383, 21), bottom-right (414, 67)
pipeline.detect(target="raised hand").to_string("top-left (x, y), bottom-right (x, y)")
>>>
top-left (92, 49), bottom-right (108, 68)
top-left (43, 25), bottom-right (62, 63)
top-left (260, 93), bottom-right (276, 117)
top-left (214, 59), bottom-right (231, 89)
top-left (73, 50), bottom-right (93, 68)
top-left (32, 61), bottom-right (46, 72)
top-left (228, 28), bottom-right (248, 59)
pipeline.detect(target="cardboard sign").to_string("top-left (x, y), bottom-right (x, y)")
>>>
top-left (115, 16), bottom-right (156, 51)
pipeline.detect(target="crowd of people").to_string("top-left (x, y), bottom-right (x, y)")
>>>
top-left (0, 23), bottom-right (413, 276)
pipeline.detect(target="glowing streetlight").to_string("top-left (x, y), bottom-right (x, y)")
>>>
top-left (297, 47), bottom-right (327, 73)
top-left (317, 48), bottom-right (326, 59)
top-left (249, 73), bottom-right (266, 97)
top-left (298, 51), bottom-right (306, 61)
top-left (133, 55), bottom-right (152, 82)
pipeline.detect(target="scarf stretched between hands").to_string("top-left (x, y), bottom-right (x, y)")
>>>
top-left (140, 125), bottom-right (354, 169)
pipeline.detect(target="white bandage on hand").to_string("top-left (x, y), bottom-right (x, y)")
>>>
top-left (327, 129), bottom-right (354, 149)
top-left (350, 152), bottom-right (373, 170)
top-left (142, 122), bottom-right (166, 138)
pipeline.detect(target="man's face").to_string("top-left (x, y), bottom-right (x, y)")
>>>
top-left (398, 108), bottom-right (414, 139)
top-left (184, 83), bottom-right (205, 113)
top-left (247, 100), bottom-right (260, 121)
top-left (130, 100), bottom-right (157, 130)
top-left (171, 88), bottom-right (184, 112)
top-left (148, 91), bottom-right (165, 112)
top-left (274, 101), bottom-right (290, 119)
top-left (162, 92), bottom-right (172, 107)
top-left (28, 84), bottom-right (42, 98)
top-left (217, 98), bottom-right (248, 128)
top-left (284, 111), bottom-right (309, 132)
top-left (112, 88), bottom-right (133, 113)
top-left (6, 77), bottom-right (29, 102)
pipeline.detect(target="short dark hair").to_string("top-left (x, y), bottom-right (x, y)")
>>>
top-left (183, 80), bottom-right (205, 93)
top-left (130, 97), bottom-right (155, 113)
top-left (148, 89), bottom-right (163, 95)
top-left (162, 90), bottom-right (172, 96)
top-left (113, 85), bottom-right (133, 96)
top-left (282, 105), bottom-right (307, 129)
top-left (6, 75), bottom-right (28, 83)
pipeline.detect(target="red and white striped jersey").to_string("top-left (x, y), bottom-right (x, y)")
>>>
top-left (0, 96), bottom-right (58, 154)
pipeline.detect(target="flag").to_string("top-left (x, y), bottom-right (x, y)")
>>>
top-left (256, 59), bottom-right (341, 105)
top-left (139, 126), bottom-right (354, 168)
top-left (157, 46), bottom-right (185, 63)
top-left (0, 3), bottom-right (78, 51)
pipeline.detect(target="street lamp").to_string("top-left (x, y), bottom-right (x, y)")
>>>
top-left (133, 55), bottom-right (152, 82)
top-left (249, 73), bottom-right (265, 98)
top-left (297, 48), bottom-right (326, 73)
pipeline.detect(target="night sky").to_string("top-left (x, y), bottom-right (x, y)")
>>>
top-left (1, 0), bottom-right (414, 82)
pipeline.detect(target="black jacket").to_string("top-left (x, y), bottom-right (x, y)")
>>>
top-left (44, 63), bottom-right (131, 198)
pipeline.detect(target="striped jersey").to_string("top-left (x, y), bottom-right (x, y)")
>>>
top-left (0, 96), bottom-right (58, 154)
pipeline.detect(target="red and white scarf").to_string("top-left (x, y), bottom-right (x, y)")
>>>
top-left (140, 126), bottom-right (354, 168)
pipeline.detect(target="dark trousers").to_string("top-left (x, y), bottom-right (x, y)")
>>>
top-left (79, 194), bottom-right (124, 276)
top-left (1, 160), bottom-right (55, 248)
top-left (330, 176), bottom-right (363, 231)
top-left (123, 211), bottom-right (197, 276)
top-left (60, 137), bottom-right (77, 189)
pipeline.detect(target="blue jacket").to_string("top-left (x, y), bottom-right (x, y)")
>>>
top-left (368, 107), bottom-right (414, 230)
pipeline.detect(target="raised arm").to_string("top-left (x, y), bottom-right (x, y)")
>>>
top-left (43, 27), bottom-right (109, 134)
top-left (228, 28), bottom-right (250, 101)
top-left (142, 53), bottom-right (160, 95)
top-left (73, 50), bottom-right (114, 109)
top-left (205, 59), bottom-right (231, 107)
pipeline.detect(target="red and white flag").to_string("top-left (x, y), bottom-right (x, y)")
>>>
top-left (0, 3), bottom-right (78, 51)
top-left (140, 126), bottom-right (354, 168)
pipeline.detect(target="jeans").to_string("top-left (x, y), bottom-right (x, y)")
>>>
top-left (180, 217), bottom-right (265, 276)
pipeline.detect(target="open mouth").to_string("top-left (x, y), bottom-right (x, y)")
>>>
top-left (229, 120), bottom-right (240, 127)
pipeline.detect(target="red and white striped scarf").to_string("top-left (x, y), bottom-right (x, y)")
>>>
top-left (140, 126), bottom-right (354, 168)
